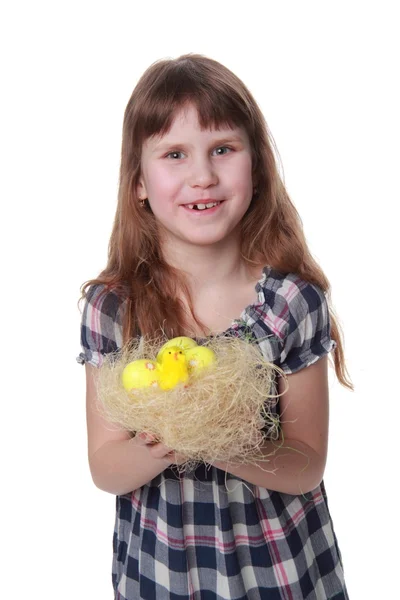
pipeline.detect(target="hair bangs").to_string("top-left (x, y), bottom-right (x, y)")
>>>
top-left (134, 57), bottom-right (253, 144)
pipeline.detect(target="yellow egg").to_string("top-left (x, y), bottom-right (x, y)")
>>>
top-left (121, 359), bottom-right (159, 391)
top-left (184, 346), bottom-right (216, 375)
top-left (157, 336), bottom-right (197, 362)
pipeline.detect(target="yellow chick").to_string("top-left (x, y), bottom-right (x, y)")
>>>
top-left (157, 336), bottom-right (197, 360)
top-left (122, 337), bottom-right (216, 394)
top-left (156, 345), bottom-right (189, 390)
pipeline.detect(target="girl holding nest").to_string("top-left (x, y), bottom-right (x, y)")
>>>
top-left (78, 54), bottom-right (351, 599)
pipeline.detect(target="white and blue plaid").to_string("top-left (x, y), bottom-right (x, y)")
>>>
top-left (77, 267), bottom-right (348, 599)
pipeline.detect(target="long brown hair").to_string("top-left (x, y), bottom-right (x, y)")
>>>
top-left (81, 53), bottom-right (352, 389)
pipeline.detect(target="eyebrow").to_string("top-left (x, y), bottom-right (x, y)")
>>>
top-left (151, 134), bottom-right (246, 153)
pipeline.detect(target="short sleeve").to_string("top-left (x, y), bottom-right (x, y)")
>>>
top-left (278, 279), bottom-right (336, 375)
top-left (76, 284), bottom-right (125, 368)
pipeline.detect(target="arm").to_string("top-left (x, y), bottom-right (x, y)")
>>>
top-left (212, 356), bottom-right (330, 495)
top-left (86, 364), bottom-right (173, 495)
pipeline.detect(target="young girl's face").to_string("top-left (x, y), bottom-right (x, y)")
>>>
top-left (137, 104), bottom-right (254, 251)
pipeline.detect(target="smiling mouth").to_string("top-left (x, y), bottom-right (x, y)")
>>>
top-left (185, 201), bottom-right (221, 211)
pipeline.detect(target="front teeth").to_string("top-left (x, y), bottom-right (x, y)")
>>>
top-left (187, 202), bottom-right (220, 210)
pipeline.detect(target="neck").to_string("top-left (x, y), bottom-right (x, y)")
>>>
top-left (161, 236), bottom-right (258, 293)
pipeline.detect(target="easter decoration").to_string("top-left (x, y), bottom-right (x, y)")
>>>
top-left (121, 336), bottom-right (217, 391)
top-left (96, 334), bottom-right (284, 469)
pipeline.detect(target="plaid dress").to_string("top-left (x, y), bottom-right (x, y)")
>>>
top-left (77, 267), bottom-right (348, 600)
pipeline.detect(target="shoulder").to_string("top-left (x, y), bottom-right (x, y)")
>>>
top-left (77, 284), bottom-right (127, 367)
top-left (84, 283), bottom-right (125, 316)
top-left (239, 267), bottom-right (334, 373)
top-left (260, 267), bottom-right (326, 305)
top-left (81, 283), bottom-right (126, 340)
top-left (84, 284), bottom-right (124, 319)
top-left (255, 267), bottom-right (328, 339)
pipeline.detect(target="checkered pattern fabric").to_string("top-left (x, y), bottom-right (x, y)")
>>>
top-left (77, 267), bottom-right (348, 599)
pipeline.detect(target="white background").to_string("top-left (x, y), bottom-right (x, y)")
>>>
top-left (1, 1), bottom-right (398, 598)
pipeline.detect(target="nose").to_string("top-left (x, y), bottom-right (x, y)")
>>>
top-left (188, 156), bottom-right (218, 188)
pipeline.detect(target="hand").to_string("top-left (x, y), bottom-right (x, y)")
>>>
top-left (136, 433), bottom-right (188, 466)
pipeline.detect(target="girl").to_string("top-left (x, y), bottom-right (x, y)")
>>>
top-left (78, 54), bottom-right (351, 599)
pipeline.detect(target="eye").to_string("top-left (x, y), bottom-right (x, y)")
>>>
top-left (166, 151), bottom-right (185, 160)
top-left (212, 146), bottom-right (232, 156)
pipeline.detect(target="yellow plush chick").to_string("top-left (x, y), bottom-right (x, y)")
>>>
top-left (157, 336), bottom-right (197, 360)
top-left (156, 345), bottom-right (189, 390)
top-left (184, 345), bottom-right (217, 377)
top-left (121, 359), bottom-right (159, 392)
top-left (122, 337), bottom-right (216, 394)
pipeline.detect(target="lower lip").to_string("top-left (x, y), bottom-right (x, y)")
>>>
top-left (181, 202), bottom-right (223, 216)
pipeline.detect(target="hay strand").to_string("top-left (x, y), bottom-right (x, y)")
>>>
top-left (97, 335), bottom-right (285, 468)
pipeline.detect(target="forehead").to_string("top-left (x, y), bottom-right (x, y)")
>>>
top-left (169, 104), bottom-right (230, 131)
top-left (144, 104), bottom-right (247, 149)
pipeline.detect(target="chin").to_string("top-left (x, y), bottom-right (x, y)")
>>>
top-left (189, 226), bottom-right (241, 247)
top-left (184, 233), bottom-right (231, 247)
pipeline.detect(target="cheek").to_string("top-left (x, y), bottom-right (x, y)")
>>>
top-left (146, 164), bottom-right (182, 199)
top-left (229, 157), bottom-right (253, 195)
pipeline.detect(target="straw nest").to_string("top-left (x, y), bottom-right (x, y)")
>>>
top-left (96, 335), bottom-right (285, 469)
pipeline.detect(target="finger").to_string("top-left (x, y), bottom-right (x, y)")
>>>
top-left (135, 432), bottom-right (149, 446)
top-left (149, 442), bottom-right (171, 459)
top-left (137, 432), bottom-right (157, 445)
top-left (167, 452), bottom-right (188, 465)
